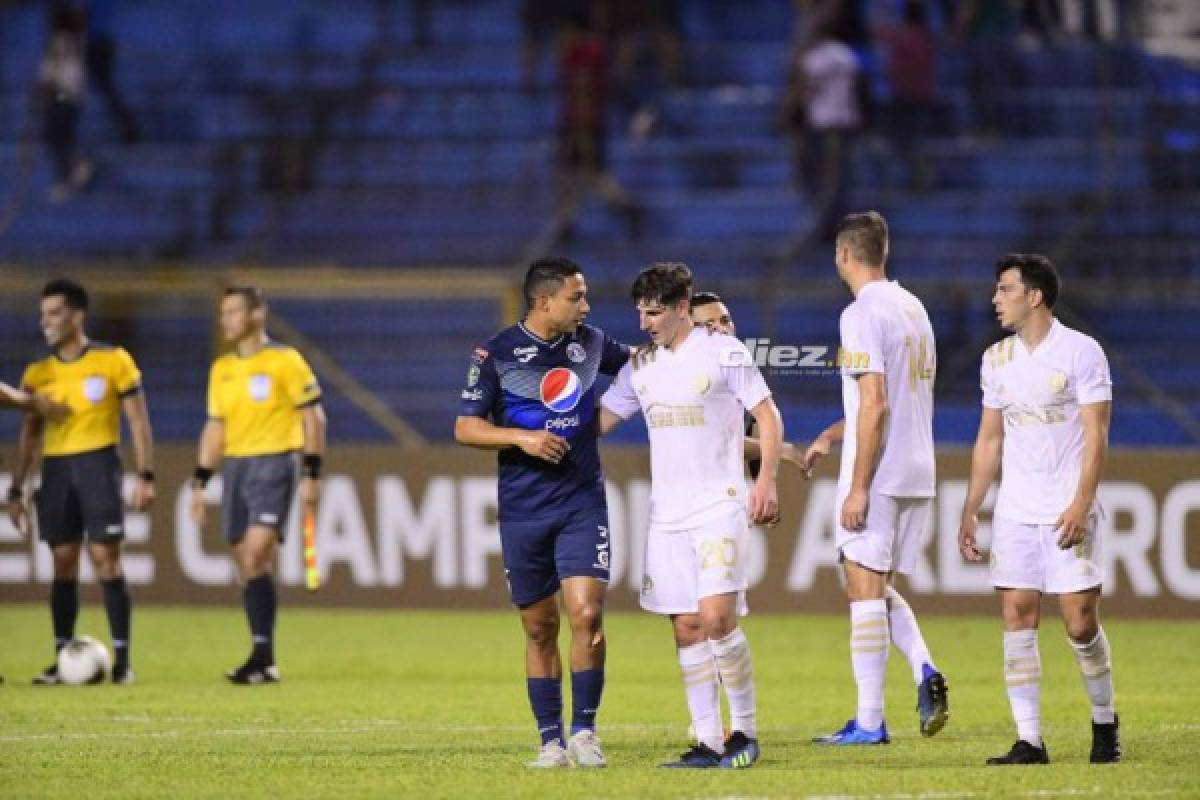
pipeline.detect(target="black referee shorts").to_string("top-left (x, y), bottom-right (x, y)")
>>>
top-left (35, 446), bottom-right (125, 545)
top-left (221, 452), bottom-right (297, 544)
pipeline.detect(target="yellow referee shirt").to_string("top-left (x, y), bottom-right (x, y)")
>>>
top-left (207, 343), bottom-right (321, 457)
top-left (20, 343), bottom-right (142, 457)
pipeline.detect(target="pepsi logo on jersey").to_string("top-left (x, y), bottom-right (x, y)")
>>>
top-left (540, 368), bottom-right (582, 413)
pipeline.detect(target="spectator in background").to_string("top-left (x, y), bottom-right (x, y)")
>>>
top-left (39, 2), bottom-right (92, 204)
top-left (878, 0), bottom-right (936, 191)
top-left (85, 0), bottom-right (140, 143)
top-left (610, 0), bottom-right (681, 138)
top-left (782, 19), bottom-right (862, 244)
top-left (957, 0), bottom-right (1021, 137)
top-left (553, 11), bottom-right (642, 242)
top-left (521, 0), bottom-right (589, 91)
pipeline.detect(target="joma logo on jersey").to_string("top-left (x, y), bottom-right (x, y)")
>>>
top-left (540, 368), bottom-right (582, 412)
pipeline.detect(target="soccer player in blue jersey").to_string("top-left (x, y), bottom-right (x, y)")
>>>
top-left (454, 257), bottom-right (629, 769)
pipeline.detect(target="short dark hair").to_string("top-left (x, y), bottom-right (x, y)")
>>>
top-left (523, 257), bottom-right (583, 309)
top-left (689, 290), bottom-right (724, 311)
top-left (223, 285), bottom-right (265, 310)
top-left (995, 253), bottom-right (1061, 309)
top-left (836, 211), bottom-right (889, 267)
top-left (42, 279), bottom-right (88, 312)
top-left (631, 262), bottom-right (693, 307)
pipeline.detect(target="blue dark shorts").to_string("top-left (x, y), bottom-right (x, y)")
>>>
top-left (499, 506), bottom-right (611, 608)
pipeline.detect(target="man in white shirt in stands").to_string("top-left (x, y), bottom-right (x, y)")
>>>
top-left (804, 211), bottom-right (949, 745)
top-left (959, 253), bottom-right (1121, 766)
top-left (601, 262), bottom-right (783, 770)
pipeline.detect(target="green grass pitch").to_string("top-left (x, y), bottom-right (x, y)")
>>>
top-left (1, 605), bottom-right (1197, 798)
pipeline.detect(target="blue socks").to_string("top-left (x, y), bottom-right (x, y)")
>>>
top-left (527, 677), bottom-right (564, 746)
top-left (570, 669), bottom-right (605, 735)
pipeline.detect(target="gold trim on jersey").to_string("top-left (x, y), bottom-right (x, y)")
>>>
top-left (630, 343), bottom-right (659, 371)
top-left (644, 402), bottom-right (705, 429)
top-left (986, 336), bottom-right (1017, 370)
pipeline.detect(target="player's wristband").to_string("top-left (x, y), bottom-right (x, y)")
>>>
top-left (192, 466), bottom-right (214, 488)
top-left (6, 486), bottom-right (21, 502)
top-left (302, 454), bottom-right (323, 480)
top-left (139, 470), bottom-right (156, 483)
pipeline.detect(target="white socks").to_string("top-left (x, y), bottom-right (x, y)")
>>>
top-left (711, 627), bottom-right (757, 738)
top-left (677, 641), bottom-right (723, 752)
top-left (850, 599), bottom-right (889, 731)
top-left (1004, 628), bottom-right (1043, 746)
top-left (885, 586), bottom-right (935, 684)
top-left (1070, 627), bottom-right (1116, 724)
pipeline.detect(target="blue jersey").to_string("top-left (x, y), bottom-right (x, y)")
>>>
top-left (460, 322), bottom-right (629, 517)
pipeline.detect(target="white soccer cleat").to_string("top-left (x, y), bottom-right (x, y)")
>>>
top-left (567, 729), bottom-right (608, 768)
top-left (526, 740), bottom-right (571, 769)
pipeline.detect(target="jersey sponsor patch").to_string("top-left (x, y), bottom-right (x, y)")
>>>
top-left (540, 368), bottom-right (582, 413)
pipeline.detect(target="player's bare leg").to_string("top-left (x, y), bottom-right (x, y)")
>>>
top-left (1060, 588), bottom-right (1120, 762)
top-left (816, 560), bottom-right (891, 744)
top-left (519, 595), bottom-right (569, 767)
top-left (561, 576), bottom-right (608, 766)
top-left (884, 576), bottom-right (948, 736)
top-left (89, 540), bottom-right (133, 683)
top-left (226, 525), bottom-right (280, 684)
top-left (987, 588), bottom-right (1049, 764)
top-left (35, 543), bottom-right (82, 684)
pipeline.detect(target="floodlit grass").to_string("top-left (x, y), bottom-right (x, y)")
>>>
top-left (1, 605), bottom-right (1196, 798)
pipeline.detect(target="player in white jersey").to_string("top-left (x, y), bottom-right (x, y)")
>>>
top-left (802, 212), bottom-right (949, 744)
top-left (600, 263), bottom-right (783, 769)
top-left (959, 253), bottom-right (1121, 766)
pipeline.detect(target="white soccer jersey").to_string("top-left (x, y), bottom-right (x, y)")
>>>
top-left (838, 280), bottom-right (937, 498)
top-left (602, 330), bottom-right (772, 530)
top-left (982, 319), bottom-right (1112, 524)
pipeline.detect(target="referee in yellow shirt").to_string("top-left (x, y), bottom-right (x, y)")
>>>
top-left (189, 286), bottom-right (326, 684)
top-left (7, 280), bottom-right (156, 685)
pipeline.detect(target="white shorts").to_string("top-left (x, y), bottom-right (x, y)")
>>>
top-left (835, 490), bottom-right (933, 575)
top-left (989, 514), bottom-right (1104, 595)
top-left (639, 506), bottom-right (750, 616)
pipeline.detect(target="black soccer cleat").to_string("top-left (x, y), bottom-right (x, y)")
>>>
top-left (987, 739), bottom-right (1050, 765)
top-left (112, 664), bottom-right (136, 685)
top-left (1090, 716), bottom-right (1121, 764)
top-left (719, 731), bottom-right (761, 768)
top-left (659, 742), bottom-right (722, 768)
top-left (32, 663), bottom-right (61, 686)
top-left (224, 659), bottom-right (280, 685)
top-left (917, 670), bottom-right (950, 737)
